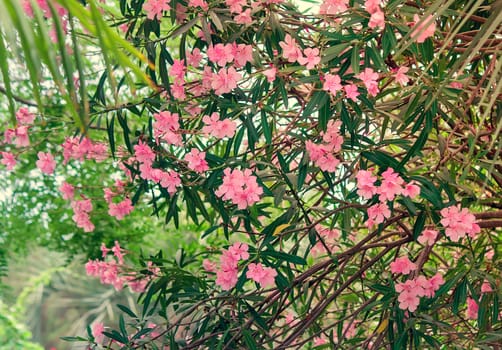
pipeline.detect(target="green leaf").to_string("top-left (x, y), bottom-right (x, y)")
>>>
top-left (0, 32), bottom-right (16, 122)
top-left (262, 250), bottom-right (306, 265)
top-left (452, 279), bottom-right (467, 315)
top-left (117, 304), bottom-right (138, 319)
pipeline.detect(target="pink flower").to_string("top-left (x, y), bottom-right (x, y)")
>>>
top-left (16, 107), bottom-right (35, 125)
top-left (323, 74), bottom-right (342, 95)
top-left (306, 141), bottom-right (340, 172)
top-left (366, 202), bottom-right (391, 227)
top-left (411, 14), bottom-right (436, 43)
top-left (207, 44), bottom-right (234, 67)
top-left (390, 256), bottom-right (417, 275)
top-left (212, 67), bottom-right (242, 95)
top-left (226, 0), bottom-right (246, 12)
top-left (378, 168), bottom-right (404, 201)
top-left (298, 48), bottom-right (320, 69)
top-left (14, 126), bottom-right (30, 147)
top-left (143, 0), bottom-right (171, 21)
top-left (466, 297), bottom-right (478, 320)
top-left (246, 263), bottom-right (277, 288)
top-left (171, 80), bottom-right (186, 100)
top-left (59, 181), bottom-right (75, 200)
top-left (92, 322), bottom-right (105, 344)
top-left (228, 242), bottom-right (249, 260)
top-left (428, 273), bottom-right (444, 292)
top-left (159, 170), bottom-right (182, 194)
top-left (134, 140), bottom-right (156, 164)
top-left (395, 279), bottom-right (423, 312)
top-left (1, 152), bottom-right (16, 170)
top-left (322, 120), bottom-right (344, 151)
top-left (187, 48), bottom-right (203, 67)
top-left (481, 279), bottom-right (492, 293)
top-left (71, 199), bottom-right (94, 232)
top-left (234, 8), bottom-right (253, 25)
top-left (313, 336), bottom-right (327, 346)
top-left (394, 66), bottom-right (410, 86)
top-left (485, 249), bottom-right (494, 260)
top-left (344, 84), bottom-right (360, 101)
top-left (100, 243), bottom-right (110, 258)
top-left (202, 112), bottom-right (237, 139)
top-left (203, 259), bottom-right (217, 272)
top-left (397, 289), bottom-right (420, 312)
top-left (357, 68), bottom-right (379, 97)
top-left (216, 267), bottom-right (238, 290)
top-left (279, 34), bottom-right (302, 63)
top-left (402, 182), bottom-right (420, 199)
top-left (263, 66), bottom-right (277, 82)
top-left (440, 205), bottom-right (480, 241)
top-left (365, 0), bottom-right (381, 14)
top-left (319, 0), bottom-right (349, 14)
top-left (36, 151), bottom-right (56, 174)
top-left (355, 169), bottom-right (378, 199)
top-left (108, 198), bottom-right (134, 220)
top-left (368, 10), bottom-right (385, 30)
top-left (153, 111), bottom-right (182, 145)
top-left (185, 148), bottom-right (209, 172)
top-left (169, 59), bottom-right (186, 81)
top-left (417, 229), bottom-right (438, 245)
top-left (112, 241), bottom-right (125, 264)
top-left (232, 43), bottom-right (253, 67)
top-left (188, 0), bottom-right (208, 10)
top-left (216, 168), bottom-right (263, 209)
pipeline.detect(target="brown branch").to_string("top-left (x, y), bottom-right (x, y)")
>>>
top-left (0, 85), bottom-right (38, 107)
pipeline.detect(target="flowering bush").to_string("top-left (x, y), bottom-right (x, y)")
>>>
top-left (1, 0), bottom-right (501, 348)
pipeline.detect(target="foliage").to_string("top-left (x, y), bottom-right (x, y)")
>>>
top-left (0, 0), bottom-right (502, 349)
top-left (0, 299), bottom-right (43, 350)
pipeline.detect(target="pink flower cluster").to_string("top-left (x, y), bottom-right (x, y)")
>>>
top-left (143, 0), bottom-right (170, 21)
top-left (319, 0), bottom-right (349, 15)
top-left (1, 152), bottom-right (16, 171)
top-left (207, 42), bottom-right (253, 68)
top-left (390, 256), bottom-right (417, 275)
top-left (202, 112), bottom-right (237, 139)
top-left (214, 242), bottom-right (250, 290)
top-left (71, 198), bottom-right (95, 232)
top-left (216, 168), bottom-right (263, 209)
top-left (306, 120), bottom-right (343, 172)
top-left (356, 167), bottom-right (421, 227)
top-left (279, 34), bottom-right (320, 70)
top-left (417, 229), bottom-right (438, 246)
top-left (357, 168), bottom-right (420, 202)
top-left (395, 273), bottom-right (444, 312)
top-left (108, 198), bottom-right (134, 220)
top-left (440, 205), bottom-right (480, 242)
top-left (211, 242), bottom-right (277, 290)
top-left (86, 242), bottom-right (158, 292)
top-left (394, 66), bottom-right (410, 86)
top-left (365, 0), bottom-right (385, 30)
top-left (466, 297), bottom-right (479, 319)
top-left (61, 136), bottom-right (108, 164)
top-left (4, 125), bottom-right (30, 147)
top-left (184, 148), bottom-right (209, 173)
top-left (152, 111), bottom-right (182, 146)
top-left (36, 151), bottom-right (57, 174)
top-left (133, 138), bottom-right (182, 195)
top-left (16, 107), bottom-right (36, 125)
top-left (246, 263), bottom-right (278, 288)
top-left (357, 68), bottom-right (380, 97)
